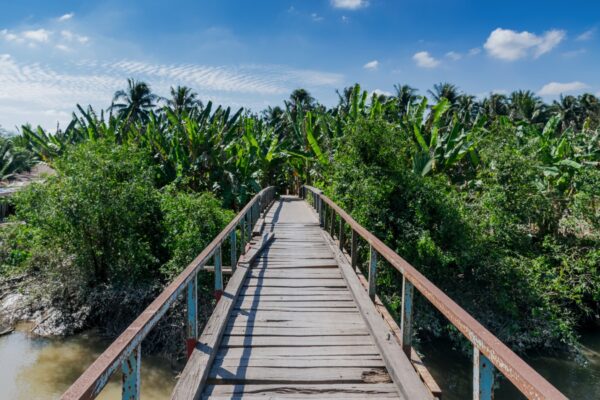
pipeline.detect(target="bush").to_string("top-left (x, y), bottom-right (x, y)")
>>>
top-left (13, 140), bottom-right (163, 288)
top-left (160, 187), bottom-right (234, 278)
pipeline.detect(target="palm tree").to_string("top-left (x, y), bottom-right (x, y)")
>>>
top-left (550, 95), bottom-right (580, 130)
top-left (110, 78), bottom-right (158, 125)
top-left (167, 85), bottom-right (202, 115)
top-left (578, 93), bottom-right (600, 129)
top-left (509, 90), bottom-right (546, 125)
top-left (428, 82), bottom-right (460, 106)
top-left (456, 94), bottom-right (479, 125)
top-left (393, 84), bottom-right (418, 116)
top-left (480, 93), bottom-right (509, 120)
top-left (288, 89), bottom-right (315, 113)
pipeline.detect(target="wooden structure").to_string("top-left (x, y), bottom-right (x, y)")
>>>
top-left (62, 186), bottom-right (568, 400)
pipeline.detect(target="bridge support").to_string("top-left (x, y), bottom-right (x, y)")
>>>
top-left (186, 275), bottom-right (198, 358)
top-left (229, 230), bottom-right (237, 273)
top-left (401, 276), bottom-right (414, 357)
top-left (474, 348), bottom-right (495, 400)
top-left (368, 244), bottom-right (377, 299)
top-left (121, 345), bottom-right (141, 400)
top-left (214, 246), bottom-right (223, 301)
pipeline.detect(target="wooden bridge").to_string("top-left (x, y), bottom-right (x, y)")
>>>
top-left (62, 187), bottom-right (568, 400)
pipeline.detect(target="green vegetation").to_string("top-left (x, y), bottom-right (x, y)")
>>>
top-left (1, 80), bottom-right (598, 354)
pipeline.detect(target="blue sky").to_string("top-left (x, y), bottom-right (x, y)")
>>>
top-left (0, 0), bottom-right (598, 130)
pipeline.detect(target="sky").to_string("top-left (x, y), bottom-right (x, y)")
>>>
top-left (0, 0), bottom-right (599, 131)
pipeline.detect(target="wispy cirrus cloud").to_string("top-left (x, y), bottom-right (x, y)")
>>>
top-left (0, 54), bottom-right (344, 129)
top-left (57, 13), bottom-right (74, 22)
top-left (363, 60), bottom-right (379, 70)
top-left (576, 28), bottom-right (595, 42)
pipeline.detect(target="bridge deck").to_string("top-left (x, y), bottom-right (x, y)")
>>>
top-left (175, 196), bottom-right (431, 399)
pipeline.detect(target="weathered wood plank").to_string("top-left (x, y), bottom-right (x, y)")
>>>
top-left (215, 345), bottom-right (381, 358)
top-left (171, 233), bottom-right (274, 400)
top-left (220, 335), bottom-right (373, 348)
top-left (212, 357), bottom-right (385, 368)
top-left (203, 383), bottom-right (400, 398)
top-left (207, 366), bottom-right (391, 384)
top-left (322, 231), bottom-right (432, 400)
top-left (224, 326), bottom-right (369, 336)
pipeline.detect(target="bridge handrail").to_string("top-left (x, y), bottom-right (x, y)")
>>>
top-left (62, 186), bottom-right (276, 400)
top-left (301, 184), bottom-right (566, 400)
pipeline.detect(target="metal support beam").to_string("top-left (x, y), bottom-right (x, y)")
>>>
top-left (121, 345), bottom-right (141, 400)
top-left (230, 230), bottom-right (237, 273)
top-left (351, 229), bottom-right (358, 272)
top-left (186, 274), bottom-right (198, 358)
top-left (368, 244), bottom-right (377, 300)
top-left (240, 218), bottom-right (246, 255)
top-left (339, 219), bottom-right (344, 250)
top-left (474, 348), bottom-right (495, 400)
top-left (214, 246), bottom-right (223, 301)
top-left (401, 276), bottom-right (414, 357)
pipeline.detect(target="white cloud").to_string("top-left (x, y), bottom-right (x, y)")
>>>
top-left (363, 60), bottom-right (379, 70)
top-left (576, 28), bottom-right (595, 41)
top-left (55, 44), bottom-right (71, 52)
top-left (468, 47), bottom-right (481, 56)
top-left (412, 51), bottom-right (439, 68)
top-left (331, 0), bottom-right (368, 10)
top-left (22, 29), bottom-right (52, 43)
top-left (61, 30), bottom-right (89, 44)
top-left (341, 15), bottom-right (349, 23)
top-left (445, 51), bottom-right (461, 61)
top-left (538, 81), bottom-right (588, 96)
top-left (562, 49), bottom-right (586, 58)
top-left (311, 13), bottom-right (324, 22)
top-left (58, 13), bottom-right (74, 22)
top-left (484, 28), bottom-right (565, 61)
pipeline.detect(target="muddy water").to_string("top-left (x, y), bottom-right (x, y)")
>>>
top-left (0, 324), bottom-right (177, 400)
top-left (421, 331), bottom-right (600, 399)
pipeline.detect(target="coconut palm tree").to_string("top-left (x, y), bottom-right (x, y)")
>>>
top-left (428, 82), bottom-right (460, 107)
top-left (509, 90), bottom-right (546, 125)
top-left (551, 95), bottom-right (581, 130)
top-left (480, 93), bottom-right (509, 120)
top-left (110, 78), bottom-right (158, 125)
top-left (393, 84), bottom-right (419, 116)
top-left (167, 85), bottom-right (202, 116)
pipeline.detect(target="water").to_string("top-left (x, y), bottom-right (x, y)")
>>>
top-left (0, 323), bottom-right (597, 399)
top-left (0, 324), bottom-right (177, 400)
top-left (421, 332), bottom-right (600, 399)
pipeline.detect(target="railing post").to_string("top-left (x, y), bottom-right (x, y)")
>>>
top-left (186, 274), bottom-right (198, 358)
top-left (474, 348), bottom-right (495, 400)
top-left (230, 229), bottom-right (237, 273)
top-left (401, 275), bottom-right (414, 357)
top-left (246, 212), bottom-right (252, 240)
top-left (240, 218), bottom-right (246, 255)
top-left (122, 344), bottom-right (141, 400)
top-left (351, 229), bottom-right (358, 271)
top-left (214, 246), bottom-right (223, 301)
top-left (339, 218), bottom-right (344, 250)
top-left (368, 244), bottom-right (377, 299)
top-left (321, 200), bottom-right (326, 229)
top-left (330, 208), bottom-right (335, 236)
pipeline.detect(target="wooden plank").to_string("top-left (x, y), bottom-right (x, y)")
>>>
top-left (215, 345), bottom-right (381, 358)
top-left (224, 326), bottom-right (369, 336)
top-left (322, 231), bottom-right (433, 400)
top-left (203, 383), bottom-right (401, 398)
top-left (220, 335), bottom-right (373, 348)
top-left (212, 357), bottom-right (384, 368)
top-left (235, 300), bottom-right (356, 308)
top-left (171, 233), bottom-right (274, 400)
top-left (207, 366), bottom-right (391, 384)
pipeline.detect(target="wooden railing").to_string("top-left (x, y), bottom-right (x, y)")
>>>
top-left (301, 185), bottom-right (567, 400)
top-left (61, 187), bottom-right (276, 400)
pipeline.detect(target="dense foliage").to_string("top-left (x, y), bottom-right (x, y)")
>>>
top-left (1, 80), bottom-right (598, 353)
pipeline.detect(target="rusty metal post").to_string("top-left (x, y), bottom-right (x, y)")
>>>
top-left (339, 218), bottom-right (344, 250)
top-left (214, 246), bottom-right (223, 301)
top-left (401, 275), bottom-right (414, 357)
top-left (186, 274), bottom-right (198, 358)
top-left (240, 218), bottom-right (246, 255)
top-left (351, 229), bottom-right (358, 272)
top-left (474, 348), bottom-right (495, 400)
top-left (368, 244), bottom-right (377, 300)
top-left (230, 230), bottom-right (237, 273)
top-left (121, 345), bottom-right (140, 400)
top-left (246, 212), bottom-right (252, 241)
